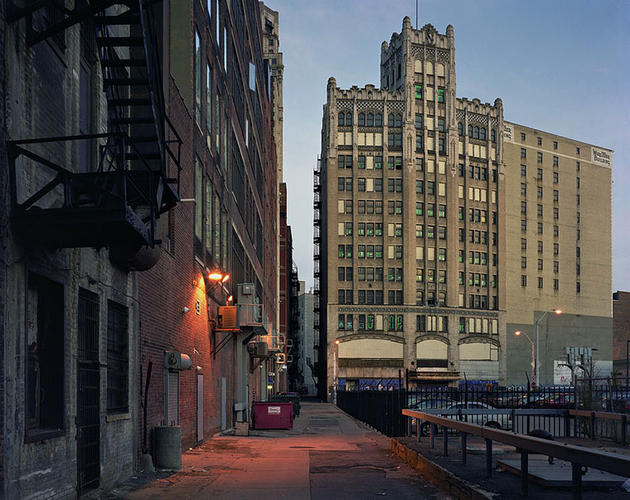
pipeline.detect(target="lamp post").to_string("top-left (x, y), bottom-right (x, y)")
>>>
top-left (333, 339), bottom-right (340, 404)
top-left (535, 309), bottom-right (562, 386)
top-left (514, 330), bottom-right (535, 387)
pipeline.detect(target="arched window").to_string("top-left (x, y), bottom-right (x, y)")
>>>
top-left (388, 113), bottom-right (395, 127)
top-left (395, 114), bottom-right (402, 127)
top-left (491, 129), bottom-right (496, 142)
top-left (480, 127), bottom-right (486, 140)
top-left (375, 113), bottom-right (383, 127)
top-left (367, 113), bottom-right (374, 126)
top-left (338, 113), bottom-right (344, 127)
top-left (458, 122), bottom-right (464, 136)
top-left (345, 112), bottom-right (352, 126)
top-left (358, 113), bottom-right (365, 126)
top-left (468, 124), bottom-right (473, 137)
top-left (473, 126), bottom-right (479, 139)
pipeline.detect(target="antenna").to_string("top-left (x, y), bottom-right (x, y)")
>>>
top-left (416, 0), bottom-right (418, 29)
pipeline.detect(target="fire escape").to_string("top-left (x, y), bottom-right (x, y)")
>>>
top-left (7, 1), bottom-right (182, 262)
top-left (313, 158), bottom-right (321, 376)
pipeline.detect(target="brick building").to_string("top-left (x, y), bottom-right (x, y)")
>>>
top-left (316, 18), bottom-right (613, 393)
top-left (0, 1), bottom-right (180, 497)
top-left (137, 0), bottom-right (279, 452)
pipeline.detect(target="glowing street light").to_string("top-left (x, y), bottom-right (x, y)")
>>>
top-left (535, 308), bottom-right (563, 386)
top-left (514, 330), bottom-right (535, 386)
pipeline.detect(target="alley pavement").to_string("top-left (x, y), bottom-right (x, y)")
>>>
top-left (124, 402), bottom-right (450, 499)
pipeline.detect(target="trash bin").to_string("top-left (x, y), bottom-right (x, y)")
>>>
top-left (252, 401), bottom-right (293, 429)
top-left (270, 392), bottom-right (301, 417)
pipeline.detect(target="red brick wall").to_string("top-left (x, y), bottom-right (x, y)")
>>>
top-left (137, 77), bottom-right (235, 456)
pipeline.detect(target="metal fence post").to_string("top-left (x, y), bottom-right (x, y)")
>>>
top-left (407, 415), bottom-right (412, 437)
top-left (621, 415), bottom-right (627, 447)
top-left (430, 423), bottom-right (436, 449)
top-left (485, 439), bottom-right (493, 478)
top-left (572, 462), bottom-right (582, 500)
top-left (461, 432), bottom-right (467, 464)
top-left (590, 412), bottom-right (596, 440)
top-left (443, 425), bottom-right (448, 456)
top-left (520, 449), bottom-right (529, 497)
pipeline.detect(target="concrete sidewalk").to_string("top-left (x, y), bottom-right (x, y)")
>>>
top-left (122, 402), bottom-right (450, 499)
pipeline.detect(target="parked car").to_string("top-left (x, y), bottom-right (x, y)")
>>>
top-left (410, 400), bottom-right (512, 435)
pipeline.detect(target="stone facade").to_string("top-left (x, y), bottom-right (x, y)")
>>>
top-left (317, 17), bottom-right (613, 392)
top-left (503, 124), bottom-right (613, 386)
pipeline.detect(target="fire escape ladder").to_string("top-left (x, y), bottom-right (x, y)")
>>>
top-left (6, 0), bottom-right (183, 252)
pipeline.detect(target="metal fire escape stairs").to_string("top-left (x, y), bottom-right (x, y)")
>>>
top-left (6, 0), bottom-right (182, 254)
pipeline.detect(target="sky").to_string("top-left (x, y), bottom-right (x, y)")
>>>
top-left (265, 0), bottom-right (630, 292)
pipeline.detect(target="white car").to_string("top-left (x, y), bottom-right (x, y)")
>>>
top-left (414, 401), bottom-right (512, 435)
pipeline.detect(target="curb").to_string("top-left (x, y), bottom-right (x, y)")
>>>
top-left (390, 438), bottom-right (496, 500)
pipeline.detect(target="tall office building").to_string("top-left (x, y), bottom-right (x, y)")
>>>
top-left (316, 18), bottom-right (612, 393)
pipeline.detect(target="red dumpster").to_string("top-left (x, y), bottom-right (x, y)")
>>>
top-left (252, 401), bottom-right (293, 429)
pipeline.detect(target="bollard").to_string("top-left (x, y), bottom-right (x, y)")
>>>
top-left (520, 449), bottom-right (529, 496)
top-left (443, 425), bottom-right (448, 456)
top-left (485, 438), bottom-right (493, 478)
top-left (571, 462), bottom-right (582, 500)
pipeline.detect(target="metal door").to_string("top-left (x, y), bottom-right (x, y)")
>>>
top-left (196, 374), bottom-right (204, 442)
top-left (77, 289), bottom-right (100, 495)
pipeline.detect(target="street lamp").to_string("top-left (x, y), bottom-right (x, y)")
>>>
top-left (535, 308), bottom-right (562, 386)
top-left (333, 339), bottom-right (340, 403)
top-left (514, 330), bottom-right (535, 387)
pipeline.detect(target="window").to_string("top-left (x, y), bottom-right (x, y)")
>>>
top-left (537, 152), bottom-right (543, 163)
top-left (576, 177), bottom-right (580, 189)
top-left (521, 238), bottom-right (527, 250)
top-left (491, 129), bottom-right (496, 142)
top-left (553, 279), bottom-right (559, 291)
top-left (553, 207), bottom-right (559, 220)
top-left (458, 122), bottom-right (463, 135)
top-left (521, 165), bottom-right (526, 176)
top-left (521, 183), bottom-right (527, 196)
top-left (538, 277), bottom-right (544, 289)
top-left (537, 186), bottom-right (543, 199)
top-left (537, 204), bottom-right (543, 217)
top-left (537, 137), bottom-right (542, 146)
top-left (537, 222), bottom-right (543, 234)
top-left (537, 259), bottom-right (543, 271)
top-left (194, 30), bottom-right (202, 125)
top-left (576, 282), bottom-right (581, 294)
top-left (554, 261), bottom-right (559, 273)
top-left (26, 274), bottom-right (65, 433)
top-left (537, 168), bottom-right (543, 181)
top-left (468, 124), bottom-right (473, 137)
top-left (521, 275), bottom-right (527, 287)
top-left (375, 113), bottom-right (383, 126)
top-left (439, 205), bottom-right (446, 218)
top-left (554, 243), bottom-right (559, 256)
top-left (537, 241), bottom-right (543, 254)
top-left (521, 132), bottom-right (526, 142)
top-left (416, 202), bottom-right (424, 216)
top-left (521, 148), bottom-right (526, 159)
top-left (553, 140), bottom-right (558, 150)
top-left (480, 127), bottom-right (486, 140)
top-left (553, 190), bottom-right (558, 202)
top-left (415, 134), bottom-right (423, 152)
top-left (521, 256), bottom-right (527, 268)
top-left (521, 220), bottom-right (527, 233)
top-left (437, 88), bottom-right (445, 103)
top-left (576, 146), bottom-right (580, 155)
top-left (107, 300), bottom-right (129, 413)
top-left (553, 172), bottom-right (558, 184)
top-left (415, 84), bottom-right (423, 99)
top-left (358, 112), bottom-right (365, 126)
top-left (553, 225), bottom-right (559, 237)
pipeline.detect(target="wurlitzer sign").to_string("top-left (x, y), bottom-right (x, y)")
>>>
top-left (591, 147), bottom-right (612, 168)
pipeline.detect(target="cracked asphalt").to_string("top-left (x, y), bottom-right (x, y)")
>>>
top-left (120, 402), bottom-right (451, 499)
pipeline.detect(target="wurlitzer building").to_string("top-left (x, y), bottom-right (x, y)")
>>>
top-left (315, 17), bottom-right (612, 395)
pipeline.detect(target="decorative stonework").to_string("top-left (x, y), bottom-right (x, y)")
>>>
top-left (336, 100), bottom-right (353, 110)
top-left (458, 335), bottom-right (500, 347)
top-left (337, 332), bottom-right (405, 344)
top-left (386, 101), bottom-right (405, 113)
top-left (437, 49), bottom-right (450, 63)
top-left (411, 44), bottom-right (424, 60)
top-left (455, 109), bottom-right (466, 120)
top-left (415, 333), bottom-right (450, 344)
top-left (337, 306), bottom-right (499, 318)
top-left (357, 101), bottom-right (384, 111)
top-left (425, 47), bottom-right (435, 60)
top-left (467, 112), bottom-right (489, 125)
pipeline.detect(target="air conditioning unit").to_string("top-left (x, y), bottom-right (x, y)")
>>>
top-left (237, 303), bottom-right (263, 326)
top-left (275, 353), bottom-right (286, 364)
top-left (164, 351), bottom-right (193, 371)
top-left (218, 306), bottom-right (238, 330)
top-left (250, 342), bottom-right (268, 358)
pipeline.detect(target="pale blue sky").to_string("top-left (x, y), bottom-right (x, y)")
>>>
top-left (265, 0), bottom-right (630, 292)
